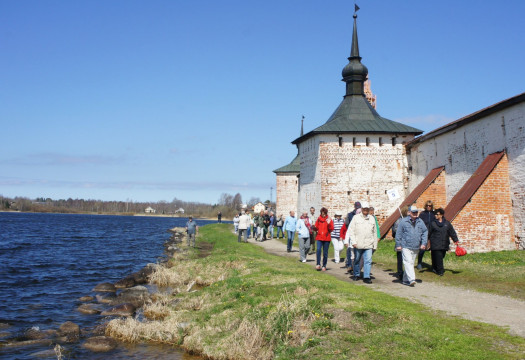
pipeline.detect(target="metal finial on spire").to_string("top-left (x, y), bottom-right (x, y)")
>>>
top-left (301, 115), bottom-right (305, 136)
top-left (354, 3), bottom-right (360, 15)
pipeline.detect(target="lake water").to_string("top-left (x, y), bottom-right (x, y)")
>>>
top-left (0, 212), bottom-right (218, 359)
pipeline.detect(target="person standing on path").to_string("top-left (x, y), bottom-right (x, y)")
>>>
top-left (237, 210), bottom-right (250, 243)
top-left (283, 211), bottom-right (297, 252)
top-left (429, 208), bottom-right (459, 276)
top-left (344, 202), bottom-right (361, 270)
top-left (331, 212), bottom-right (345, 264)
top-left (275, 214), bottom-right (284, 239)
top-left (308, 207), bottom-right (317, 255)
top-left (269, 212), bottom-right (275, 239)
top-left (392, 205), bottom-right (409, 279)
top-left (296, 213), bottom-right (311, 262)
top-left (395, 205), bottom-right (428, 286)
top-left (348, 202), bottom-right (377, 284)
top-left (217, 211), bottom-right (222, 223)
top-left (417, 200), bottom-right (435, 269)
top-left (233, 214), bottom-right (240, 234)
top-left (314, 207), bottom-right (334, 271)
top-left (185, 216), bottom-right (199, 248)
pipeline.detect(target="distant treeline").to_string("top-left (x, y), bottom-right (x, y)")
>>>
top-left (0, 193), bottom-right (271, 219)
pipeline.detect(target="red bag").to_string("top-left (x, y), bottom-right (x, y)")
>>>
top-left (455, 246), bottom-right (467, 257)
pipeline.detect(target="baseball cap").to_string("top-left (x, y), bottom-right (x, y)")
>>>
top-left (409, 205), bottom-right (419, 213)
top-left (361, 201), bottom-right (370, 209)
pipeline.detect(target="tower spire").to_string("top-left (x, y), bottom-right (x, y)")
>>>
top-left (341, 10), bottom-right (368, 97)
top-left (301, 115), bottom-right (304, 136)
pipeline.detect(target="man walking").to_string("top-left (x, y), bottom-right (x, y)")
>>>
top-left (283, 211), bottom-right (297, 252)
top-left (343, 202), bottom-right (361, 271)
top-left (348, 202), bottom-right (377, 284)
top-left (185, 216), bottom-right (198, 248)
top-left (395, 205), bottom-right (428, 286)
top-left (238, 210), bottom-right (250, 243)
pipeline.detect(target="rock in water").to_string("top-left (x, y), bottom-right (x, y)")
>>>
top-left (92, 283), bottom-right (117, 293)
top-left (114, 275), bottom-right (136, 289)
top-left (112, 285), bottom-right (150, 307)
top-left (96, 293), bottom-right (117, 304)
top-left (82, 336), bottom-right (117, 352)
top-left (77, 303), bottom-right (102, 315)
top-left (100, 303), bottom-right (136, 317)
top-left (58, 321), bottom-right (80, 343)
top-left (78, 295), bottom-right (94, 302)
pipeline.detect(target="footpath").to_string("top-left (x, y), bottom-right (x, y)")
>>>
top-left (250, 237), bottom-right (525, 338)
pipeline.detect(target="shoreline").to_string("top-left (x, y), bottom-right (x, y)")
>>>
top-left (0, 210), bottom-right (220, 221)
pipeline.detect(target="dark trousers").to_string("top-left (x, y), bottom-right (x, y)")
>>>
top-left (396, 251), bottom-right (403, 274)
top-left (309, 232), bottom-right (317, 252)
top-left (431, 250), bottom-right (447, 275)
top-left (417, 249), bottom-right (426, 265)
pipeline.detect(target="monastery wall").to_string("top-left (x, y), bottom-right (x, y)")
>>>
top-left (299, 134), bottom-right (414, 224)
top-left (408, 101), bottom-right (525, 249)
top-left (275, 173), bottom-right (299, 219)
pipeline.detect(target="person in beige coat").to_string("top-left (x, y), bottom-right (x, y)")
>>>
top-left (347, 202), bottom-right (378, 284)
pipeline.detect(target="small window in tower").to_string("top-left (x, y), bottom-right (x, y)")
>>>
top-left (379, 137), bottom-right (383, 146)
top-left (366, 137), bottom-right (370, 146)
top-left (338, 136), bottom-right (343, 147)
top-left (353, 137), bottom-right (356, 147)
top-left (392, 137), bottom-right (397, 146)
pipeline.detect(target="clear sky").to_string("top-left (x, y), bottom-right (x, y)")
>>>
top-left (1, 0), bottom-right (524, 204)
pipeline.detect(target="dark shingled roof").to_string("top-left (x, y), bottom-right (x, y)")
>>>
top-left (273, 153), bottom-right (300, 174)
top-left (292, 95), bottom-right (422, 144)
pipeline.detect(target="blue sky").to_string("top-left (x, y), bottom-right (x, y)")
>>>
top-left (1, 1), bottom-right (524, 204)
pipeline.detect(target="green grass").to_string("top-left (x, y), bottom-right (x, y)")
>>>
top-left (137, 224), bottom-right (525, 360)
top-left (373, 239), bottom-right (525, 301)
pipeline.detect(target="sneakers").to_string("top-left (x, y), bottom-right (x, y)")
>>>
top-left (301, 259), bottom-right (307, 263)
top-left (334, 260), bottom-right (340, 264)
top-left (321, 267), bottom-right (327, 272)
top-left (409, 281), bottom-right (416, 287)
top-left (352, 276), bottom-right (360, 281)
top-left (416, 264), bottom-right (423, 270)
top-left (363, 278), bottom-right (372, 284)
top-left (316, 265), bottom-right (321, 270)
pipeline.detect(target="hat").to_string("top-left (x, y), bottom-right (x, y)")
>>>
top-left (335, 211), bottom-right (342, 216)
top-left (360, 201), bottom-right (370, 209)
top-left (354, 201), bottom-right (361, 209)
top-left (409, 205), bottom-right (419, 213)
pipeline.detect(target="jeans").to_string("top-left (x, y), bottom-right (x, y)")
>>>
top-left (316, 240), bottom-right (330, 267)
top-left (269, 225), bottom-right (274, 238)
top-left (418, 249), bottom-right (426, 266)
top-left (299, 237), bottom-right (311, 261)
top-left (345, 246), bottom-right (355, 267)
top-left (353, 248), bottom-right (373, 279)
top-left (402, 248), bottom-right (418, 283)
top-left (276, 226), bottom-right (283, 238)
top-left (247, 226), bottom-right (251, 238)
top-left (238, 229), bottom-right (247, 243)
top-left (286, 231), bottom-right (295, 251)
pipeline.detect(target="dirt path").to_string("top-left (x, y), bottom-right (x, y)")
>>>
top-left (249, 237), bottom-right (525, 338)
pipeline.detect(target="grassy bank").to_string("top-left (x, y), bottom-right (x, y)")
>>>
top-left (277, 234), bottom-right (525, 301)
top-left (107, 224), bottom-right (525, 359)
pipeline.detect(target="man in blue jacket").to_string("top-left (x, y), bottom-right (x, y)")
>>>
top-left (283, 211), bottom-right (297, 252)
top-left (395, 205), bottom-right (428, 286)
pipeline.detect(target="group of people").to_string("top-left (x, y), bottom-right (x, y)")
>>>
top-left (234, 209), bottom-right (283, 243)
top-left (393, 200), bottom-right (460, 286)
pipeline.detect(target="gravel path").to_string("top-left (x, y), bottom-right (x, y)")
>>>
top-left (250, 237), bottom-right (525, 338)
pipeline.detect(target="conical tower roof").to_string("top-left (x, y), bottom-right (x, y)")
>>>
top-left (293, 12), bottom-right (422, 145)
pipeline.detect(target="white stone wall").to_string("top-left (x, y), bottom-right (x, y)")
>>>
top-left (408, 101), bottom-right (525, 248)
top-left (298, 133), bottom-right (415, 223)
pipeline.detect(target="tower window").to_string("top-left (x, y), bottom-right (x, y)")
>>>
top-left (392, 137), bottom-right (397, 146)
top-left (366, 137), bottom-right (370, 146)
top-left (338, 136), bottom-right (343, 147)
top-left (379, 137), bottom-right (383, 146)
top-left (353, 137), bottom-right (356, 147)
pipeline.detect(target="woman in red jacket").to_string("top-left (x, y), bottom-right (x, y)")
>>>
top-left (314, 207), bottom-right (334, 271)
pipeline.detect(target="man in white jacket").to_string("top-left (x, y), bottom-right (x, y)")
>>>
top-left (238, 211), bottom-right (250, 243)
top-left (346, 202), bottom-right (378, 284)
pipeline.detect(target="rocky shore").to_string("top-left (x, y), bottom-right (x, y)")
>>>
top-left (0, 226), bottom-right (188, 357)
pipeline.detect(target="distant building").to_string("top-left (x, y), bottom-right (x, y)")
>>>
top-left (274, 12), bottom-right (525, 253)
top-left (253, 202), bottom-right (266, 214)
top-left (145, 206), bottom-right (156, 214)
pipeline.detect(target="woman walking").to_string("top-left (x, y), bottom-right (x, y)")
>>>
top-left (429, 208), bottom-right (459, 276)
top-left (296, 213), bottom-right (312, 263)
top-left (314, 207), bottom-right (334, 272)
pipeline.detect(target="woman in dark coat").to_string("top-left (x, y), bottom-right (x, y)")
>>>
top-left (428, 208), bottom-right (459, 276)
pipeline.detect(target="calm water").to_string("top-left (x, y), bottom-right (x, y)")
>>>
top-left (0, 212), bottom-right (217, 360)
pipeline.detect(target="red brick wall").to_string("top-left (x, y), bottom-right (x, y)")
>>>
top-left (451, 154), bottom-right (516, 252)
top-left (415, 169), bottom-right (447, 211)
